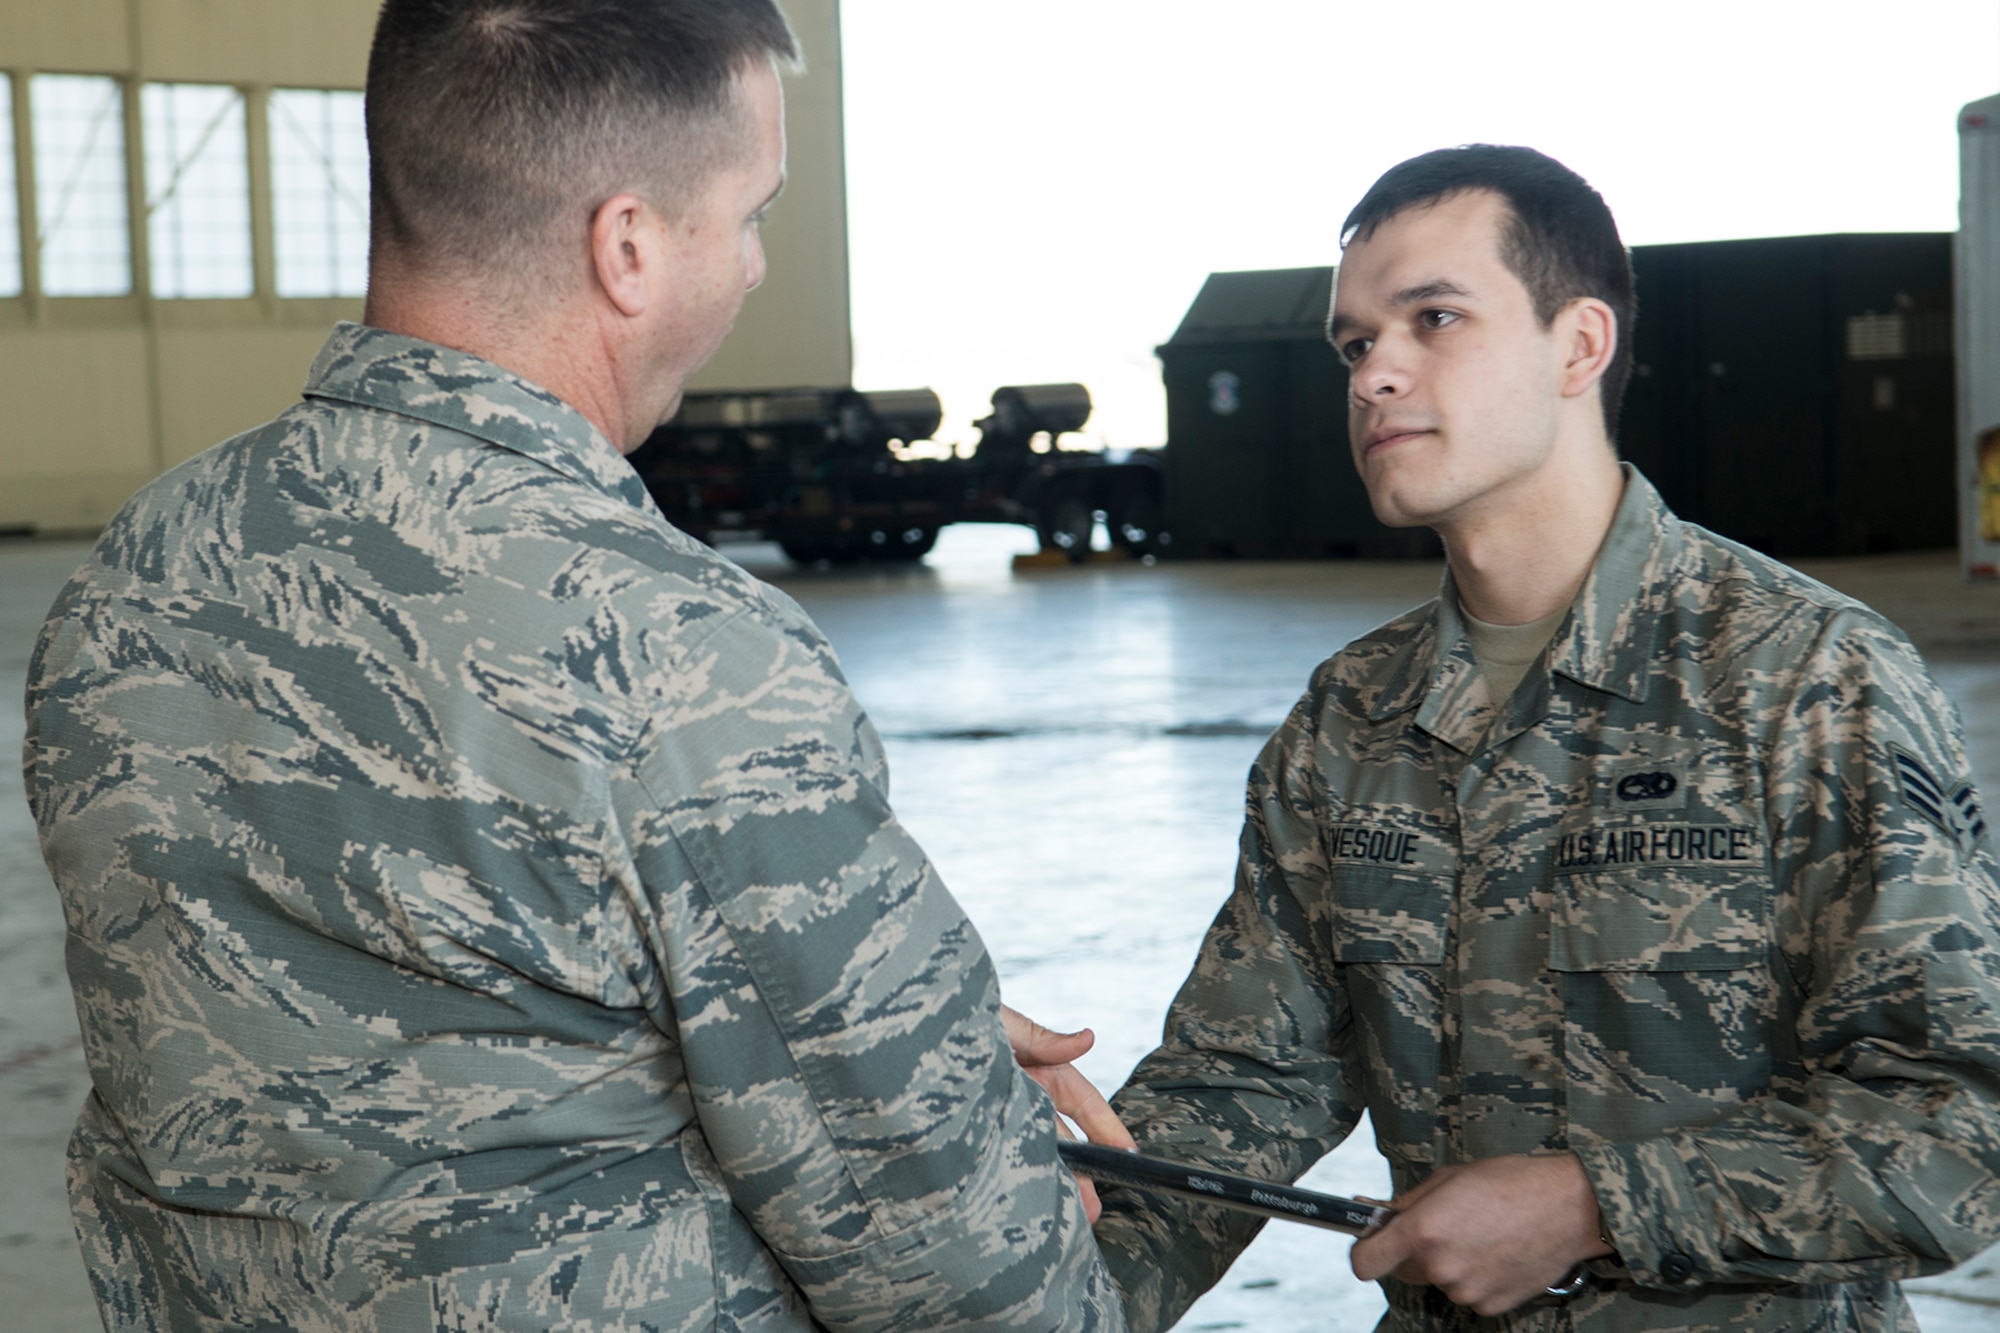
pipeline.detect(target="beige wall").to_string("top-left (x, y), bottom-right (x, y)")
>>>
top-left (0, 0), bottom-right (851, 532)
top-left (690, 0), bottom-right (852, 393)
top-left (0, 318), bottom-right (155, 530)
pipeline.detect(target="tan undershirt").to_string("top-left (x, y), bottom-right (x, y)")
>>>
top-left (1461, 602), bottom-right (1570, 706)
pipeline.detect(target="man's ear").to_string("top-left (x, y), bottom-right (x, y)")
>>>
top-left (590, 193), bottom-right (658, 319)
top-left (1558, 297), bottom-right (1617, 400)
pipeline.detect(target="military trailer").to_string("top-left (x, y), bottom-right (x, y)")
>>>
top-left (626, 382), bottom-right (1166, 564)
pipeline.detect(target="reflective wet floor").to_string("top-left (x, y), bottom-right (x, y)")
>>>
top-left (5, 524), bottom-right (1999, 1330)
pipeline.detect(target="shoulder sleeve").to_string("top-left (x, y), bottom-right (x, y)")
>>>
top-left (1577, 607), bottom-right (2000, 1291)
top-left (612, 603), bottom-right (1126, 1332)
top-left (1093, 672), bottom-right (1361, 1333)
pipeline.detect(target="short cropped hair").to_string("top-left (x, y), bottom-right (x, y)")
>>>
top-left (1341, 145), bottom-right (1637, 438)
top-left (366, 0), bottom-right (799, 294)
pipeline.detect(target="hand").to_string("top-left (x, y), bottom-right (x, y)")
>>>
top-left (1348, 1152), bottom-right (1612, 1316)
top-left (1000, 1004), bottom-right (1137, 1222)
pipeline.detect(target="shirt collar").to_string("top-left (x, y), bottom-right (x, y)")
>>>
top-left (1547, 464), bottom-right (1679, 706)
top-left (301, 322), bottom-right (655, 513)
top-left (1366, 464), bottom-right (1680, 728)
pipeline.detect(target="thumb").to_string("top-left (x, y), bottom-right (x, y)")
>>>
top-left (1349, 1214), bottom-right (1412, 1285)
top-left (1001, 1003), bottom-right (1094, 1066)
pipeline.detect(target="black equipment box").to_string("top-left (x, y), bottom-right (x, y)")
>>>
top-left (1160, 233), bottom-right (1955, 560)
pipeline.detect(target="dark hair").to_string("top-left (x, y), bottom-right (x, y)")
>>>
top-left (367, 0), bottom-right (798, 291)
top-left (1342, 145), bottom-right (1637, 438)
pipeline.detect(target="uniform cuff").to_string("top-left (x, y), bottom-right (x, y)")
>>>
top-left (772, 1098), bottom-right (1128, 1332)
top-left (1573, 1137), bottom-right (1717, 1290)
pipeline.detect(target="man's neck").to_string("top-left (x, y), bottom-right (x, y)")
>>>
top-left (1441, 447), bottom-right (1626, 627)
top-left (363, 270), bottom-right (637, 450)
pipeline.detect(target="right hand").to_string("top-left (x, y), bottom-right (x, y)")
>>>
top-left (1349, 1153), bottom-right (1612, 1315)
top-left (1000, 1004), bottom-right (1137, 1221)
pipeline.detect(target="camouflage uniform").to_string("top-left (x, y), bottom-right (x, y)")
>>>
top-left (1095, 468), bottom-right (2000, 1333)
top-left (25, 324), bottom-right (1126, 1333)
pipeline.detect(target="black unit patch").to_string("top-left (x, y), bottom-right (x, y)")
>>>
top-left (1601, 759), bottom-right (1688, 811)
top-left (1894, 746), bottom-right (1990, 856)
top-left (1616, 771), bottom-right (1679, 804)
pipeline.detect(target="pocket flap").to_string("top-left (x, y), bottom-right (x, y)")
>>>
top-left (1549, 871), bottom-right (1769, 972)
top-left (1328, 866), bottom-right (1451, 965)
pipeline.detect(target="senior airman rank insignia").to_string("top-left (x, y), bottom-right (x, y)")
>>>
top-left (1894, 745), bottom-right (1989, 856)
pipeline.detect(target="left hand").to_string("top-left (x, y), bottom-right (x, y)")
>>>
top-left (1000, 1004), bottom-right (1137, 1222)
top-left (1348, 1152), bottom-right (1612, 1315)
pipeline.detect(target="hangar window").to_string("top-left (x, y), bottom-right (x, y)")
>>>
top-left (269, 89), bottom-right (367, 298)
top-left (142, 83), bottom-right (253, 299)
top-left (0, 74), bottom-right (20, 297)
top-left (31, 73), bottom-right (132, 297)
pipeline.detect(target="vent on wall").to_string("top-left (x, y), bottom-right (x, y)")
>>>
top-left (1846, 309), bottom-right (1953, 361)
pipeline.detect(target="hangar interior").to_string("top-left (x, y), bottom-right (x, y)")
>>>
top-left (0, 0), bottom-right (849, 532)
top-left (3, 4), bottom-right (2000, 1331)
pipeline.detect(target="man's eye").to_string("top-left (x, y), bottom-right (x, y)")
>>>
top-left (1339, 338), bottom-right (1372, 364)
top-left (1418, 309), bottom-right (1459, 330)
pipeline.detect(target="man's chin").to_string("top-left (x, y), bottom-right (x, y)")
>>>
top-left (1357, 465), bottom-right (1437, 530)
top-left (1363, 492), bottom-right (1434, 531)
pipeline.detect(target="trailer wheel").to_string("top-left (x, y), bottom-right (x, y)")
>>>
top-left (874, 525), bottom-right (939, 561)
top-left (1108, 474), bottom-right (1166, 558)
top-left (779, 539), bottom-right (834, 566)
top-left (1036, 487), bottom-right (1095, 561)
top-left (780, 538), bottom-right (866, 565)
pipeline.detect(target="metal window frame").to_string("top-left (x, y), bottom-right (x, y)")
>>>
top-left (24, 70), bottom-right (139, 299)
top-left (267, 86), bottom-right (369, 300)
top-left (140, 80), bottom-right (256, 300)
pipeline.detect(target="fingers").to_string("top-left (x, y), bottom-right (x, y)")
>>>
top-left (1077, 1173), bottom-right (1103, 1223)
top-left (1352, 1209), bottom-right (1526, 1313)
top-left (999, 1004), bottom-right (1137, 1208)
top-left (1348, 1214), bottom-right (1414, 1284)
top-left (1000, 1003), bottom-right (1094, 1066)
top-left (1349, 1157), bottom-right (1451, 1278)
top-left (1000, 1003), bottom-right (1135, 1147)
top-left (1027, 1062), bottom-right (1137, 1151)
top-left (1051, 1119), bottom-right (1106, 1222)
top-left (1348, 1155), bottom-right (1606, 1316)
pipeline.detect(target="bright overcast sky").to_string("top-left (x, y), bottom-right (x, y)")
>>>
top-left (839, 1), bottom-right (2000, 448)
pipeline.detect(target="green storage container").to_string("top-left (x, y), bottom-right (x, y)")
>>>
top-left (1157, 266), bottom-right (1436, 559)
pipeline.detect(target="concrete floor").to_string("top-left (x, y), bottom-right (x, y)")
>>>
top-left (5, 523), bottom-right (2000, 1330)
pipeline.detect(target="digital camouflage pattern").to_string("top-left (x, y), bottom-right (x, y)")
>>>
top-left (25, 324), bottom-right (1126, 1333)
top-left (1094, 468), bottom-right (2000, 1333)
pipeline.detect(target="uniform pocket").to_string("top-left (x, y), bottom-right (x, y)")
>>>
top-left (1550, 869), bottom-right (1776, 1145)
top-left (1327, 865), bottom-right (1451, 965)
top-left (1550, 866), bottom-right (1768, 971)
top-left (1328, 865), bottom-right (1451, 1165)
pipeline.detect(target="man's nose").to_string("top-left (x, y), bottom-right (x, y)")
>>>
top-left (1353, 346), bottom-right (1409, 401)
